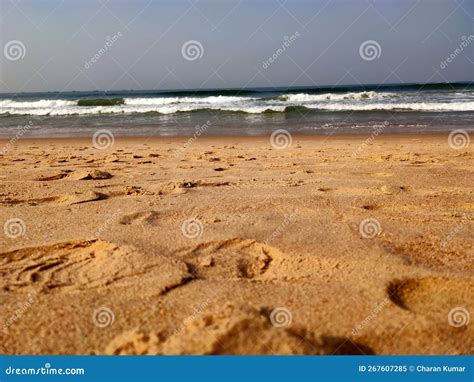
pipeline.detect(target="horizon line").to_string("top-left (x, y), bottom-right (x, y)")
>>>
top-left (0, 81), bottom-right (472, 97)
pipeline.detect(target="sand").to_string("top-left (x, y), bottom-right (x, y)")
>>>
top-left (0, 134), bottom-right (472, 355)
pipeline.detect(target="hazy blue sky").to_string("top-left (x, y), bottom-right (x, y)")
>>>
top-left (0, 0), bottom-right (472, 93)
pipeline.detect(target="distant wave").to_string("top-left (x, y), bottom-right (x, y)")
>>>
top-left (125, 95), bottom-right (255, 105)
top-left (1, 90), bottom-right (474, 116)
top-left (278, 91), bottom-right (396, 102)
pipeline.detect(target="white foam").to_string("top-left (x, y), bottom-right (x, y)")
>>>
top-left (1, 93), bottom-right (473, 115)
top-left (0, 99), bottom-right (76, 109)
top-left (305, 101), bottom-right (474, 112)
top-left (125, 95), bottom-right (251, 105)
top-left (282, 91), bottom-right (394, 102)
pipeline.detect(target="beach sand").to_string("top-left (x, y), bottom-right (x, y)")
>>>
top-left (0, 134), bottom-right (472, 355)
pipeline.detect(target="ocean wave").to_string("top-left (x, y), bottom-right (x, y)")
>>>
top-left (279, 91), bottom-right (396, 102)
top-left (0, 105), bottom-right (286, 116)
top-left (1, 91), bottom-right (473, 115)
top-left (0, 99), bottom-right (76, 108)
top-left (304, 101), bottom-right (474, 112)
top-left (125, 95), bottom-right (252, 106)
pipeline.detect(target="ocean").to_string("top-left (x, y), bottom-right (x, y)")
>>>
top-left (0, 83), bottom-right (473, 137)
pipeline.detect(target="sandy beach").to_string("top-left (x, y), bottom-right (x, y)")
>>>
top-left (0, 133), bottom-right (472, 355)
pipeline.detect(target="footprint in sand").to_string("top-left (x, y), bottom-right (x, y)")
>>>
top-left (119, 211), bottom-right (160, 225)
top-left (387, 277), bottom-right (473, 321)
top-left (33, 170), bottom-right (112, 181)
top-left (0, 240), bottom-right (162, 293)
top-left (104, 305), bottom-right (374, 355)
top-left (175, 238), bottom-right (281, 280)
top-left (0, 195), bottom-right (59, 206)
top-left (68, 170), bottom-right (113, 180)
top-left (160, 305), bottom-right (313, 355)
top-left (104, 328), bottom-right (162, 355)
top-left (175, 238), bottom-right (324, 282)
top-left (61, 191), bottom-right (108, 205)
top-left (0, 191), bottom-right (107, 206)
top-left (34, 171), bottom-right (71, 181)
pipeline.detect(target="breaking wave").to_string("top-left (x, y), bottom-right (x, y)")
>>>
top-left (1, 90), bottom-right (473, 116)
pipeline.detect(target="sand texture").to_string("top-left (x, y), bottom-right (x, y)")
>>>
top-left (0, 134), bottom-right (472, 355)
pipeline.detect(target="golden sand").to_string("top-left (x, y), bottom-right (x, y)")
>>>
top-left (0, 134), bottom-right (472, 355)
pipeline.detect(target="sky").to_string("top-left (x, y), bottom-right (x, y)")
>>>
top-left (0, 0), bottom-right (473, 93)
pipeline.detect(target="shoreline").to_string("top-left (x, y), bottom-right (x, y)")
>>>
top-left (0, 131), bottom-right (455, 143)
